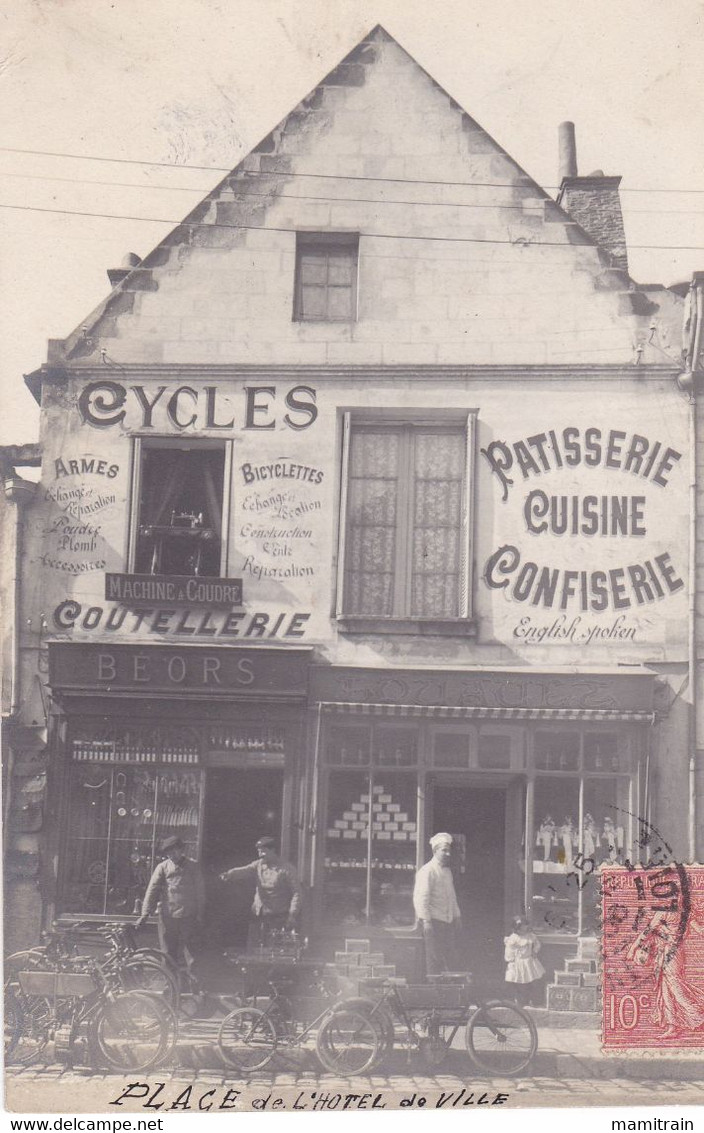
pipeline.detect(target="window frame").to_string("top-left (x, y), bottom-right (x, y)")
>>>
top-left (335, 409), bottom-right (477, 634)
top-left (293, 232), bottom-right (360, 323)
top-left (526, 727), bottom-right (640, 937)
top-left (127, 435), bottom-right (233, 577)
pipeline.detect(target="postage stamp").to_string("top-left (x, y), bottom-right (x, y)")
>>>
top-left (602, 864), bottom-right (704, 1049)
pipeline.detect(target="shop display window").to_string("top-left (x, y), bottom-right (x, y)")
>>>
top-left (477, 733), bottom-right (513, 770)
top-left (323, 770), bottom-right (417, 926)
top-left (532, 775), bottom-right (580, 934)
top-left (433, 731), bottom-right (471, 768)
top-left (374, 724), bottom-right (417, 767)
top-left (534, 731), bottom-right (580, 772)
top-left (530, 731), bottom-right (636, 936)
top-left (61, 765), bottom-right (201, 916)
top-left (325, 724), bottom-right (371, 767)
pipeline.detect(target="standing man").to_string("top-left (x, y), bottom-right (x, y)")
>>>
top-left (220, 836), bottom-right (302, 947)
top-left (136, 835), bottom-right (205, 985)
top-left (413, 832), bottom-right (462, 974)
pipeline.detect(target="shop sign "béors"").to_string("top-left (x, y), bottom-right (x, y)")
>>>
top-left (48, 642), bottom-right (311, 698)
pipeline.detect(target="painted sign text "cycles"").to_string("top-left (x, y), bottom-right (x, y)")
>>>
top-left (78, 382), bottom-right (318, 431)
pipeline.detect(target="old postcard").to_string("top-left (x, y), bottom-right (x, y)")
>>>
top-left (2, 0), bottom-right (704, 1118)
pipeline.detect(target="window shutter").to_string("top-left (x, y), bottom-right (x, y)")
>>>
top-left (127, 437), bottom-right (143, 572)
top-left (460, 412), bottom-right (476, 618)
top-left (335, 412), bottom-right (352, 618)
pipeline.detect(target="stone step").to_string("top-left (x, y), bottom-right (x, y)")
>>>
top-left (345, 938), bottom-right (371, 953)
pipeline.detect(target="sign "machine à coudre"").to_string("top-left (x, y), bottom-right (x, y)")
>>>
top-left (105, 573), bottom-right (243, 607)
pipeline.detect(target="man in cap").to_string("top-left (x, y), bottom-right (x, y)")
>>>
top-left (136, 835), bottom-right (205, 982)
top-left (220, 837), bottom-right (302, 947)
top-left (413, 832), bottom-right (462, 974)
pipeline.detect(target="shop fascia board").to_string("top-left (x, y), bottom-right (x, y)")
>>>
top-left (24, 362), bottom-right (681, 403)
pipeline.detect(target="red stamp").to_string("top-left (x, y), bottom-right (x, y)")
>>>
top-left (602, 864), bottom-right (704, 1048)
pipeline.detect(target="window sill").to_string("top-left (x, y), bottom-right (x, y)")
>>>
top-left (337, 616), bottom-right (477, 637)
top-left (293, 317), bottom-right (357, 325)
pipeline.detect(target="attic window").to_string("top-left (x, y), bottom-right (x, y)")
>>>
top-left (294, 232), bottom-right (359, 322)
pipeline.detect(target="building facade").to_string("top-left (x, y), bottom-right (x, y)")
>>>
top-left (4, 28), bottom-right (703, 990)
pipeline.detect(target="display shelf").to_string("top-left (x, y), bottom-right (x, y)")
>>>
top-left (62, 764), bottom-right (203, 916)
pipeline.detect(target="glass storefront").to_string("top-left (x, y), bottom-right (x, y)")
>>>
top-left (318, 714), bottom-right (642, 936)
top-left (58, 712), bottom-right (293, 921)
top-left (531, 731), bottom-right (635, 936)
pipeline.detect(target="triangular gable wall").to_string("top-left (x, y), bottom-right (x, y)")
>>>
top-left (56, 26), bottom-right (681, 369)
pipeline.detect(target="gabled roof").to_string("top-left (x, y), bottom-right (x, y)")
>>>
top-left (25, 23), bottom-right (680, 385)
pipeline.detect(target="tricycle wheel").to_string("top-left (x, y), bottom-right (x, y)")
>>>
top-left (316, 1007), bottom-right (380, 1075)
top-left (330, 997), bottom-right (395, 1057)
top-left (465, 1000), bottom-right (537, 1075)
top-left (217, 1006), bottom-right (277, 1072)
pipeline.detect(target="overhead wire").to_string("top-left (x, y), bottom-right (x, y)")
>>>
top-left (1, 144), bottom-right (703, 195)
top-left (1, 201), bottom-right (702, 251)
top-left (1, 169), bottom-right (703, 215)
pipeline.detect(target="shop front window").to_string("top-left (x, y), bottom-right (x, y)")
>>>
top-left (532, 774), bottom-right (580, 935)
top-left (322, 721), bottom-right (418, 925)
top-left (530, 730), bottom-right (636, 936)
top-left (61, 764), bottom-right (201, 916)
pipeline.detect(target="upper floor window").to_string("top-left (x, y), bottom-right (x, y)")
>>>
top-left (294, 232), bottom-right (359, 322)
top-left (130, 438), bottom-right (231, 577)
top-left (336, 414), bottom-right (475, 629)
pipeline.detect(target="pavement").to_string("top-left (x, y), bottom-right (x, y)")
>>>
top-left (6, 1019), bottom-right (704, 1113)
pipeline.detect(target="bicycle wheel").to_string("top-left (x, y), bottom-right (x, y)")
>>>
top-left (4, 990), bottom-right (23, 1061)
top-left (118, 957), bottom-right (179, 1007)
top-left (91, 990), bottom-right (176, 1071)
top-left (325, 998), bottom-right (395, 1058)
top-left (132, 947), bottom-right (180, 984)
top-left (465, 1000), bottom-right (537, 1075)
top-left (315, 1008), bottom-right (380, 1075)
top-left (217, 1007), bottom-right (277, 1072)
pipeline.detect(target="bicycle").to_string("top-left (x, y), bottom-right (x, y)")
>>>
top-left (315, 974), bottom-right (538, 1076)
top-left (217, 964), bottom-right (378, 1075)
top-left (5, 922), bottom-right (179, 1010)
top-left (5, 951), bottom-right (178, 1071)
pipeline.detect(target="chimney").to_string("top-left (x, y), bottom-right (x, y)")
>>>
top-left (108, 251), bottom-right (141, 288)
top-left (556, 123), bottom-right (628, 273)
top-left (558, 121), bottom-right (578, 179)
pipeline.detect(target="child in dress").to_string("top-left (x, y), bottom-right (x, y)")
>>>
top-left (504, 916), bottom-right (545, 1006)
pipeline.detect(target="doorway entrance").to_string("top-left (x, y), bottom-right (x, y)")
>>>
top-left (202, 768), bottom-right (283, 948)
top-left (431, 782), bottom-right (506, 985)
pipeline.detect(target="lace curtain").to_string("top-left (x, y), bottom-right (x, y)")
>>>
top-left (344, 427), bottom-right (464, 616)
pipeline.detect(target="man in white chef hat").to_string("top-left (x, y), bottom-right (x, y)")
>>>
top-left (413, 832), bottom-right (462, 974)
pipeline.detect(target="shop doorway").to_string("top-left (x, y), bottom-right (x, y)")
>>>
top-left (202, 769), bottom-right (283, 948)
top-left (431, 783), bottom-right (506, 986)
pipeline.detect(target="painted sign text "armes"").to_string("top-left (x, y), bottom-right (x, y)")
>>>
top-left (78, 382), bottom-right (318, 430)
